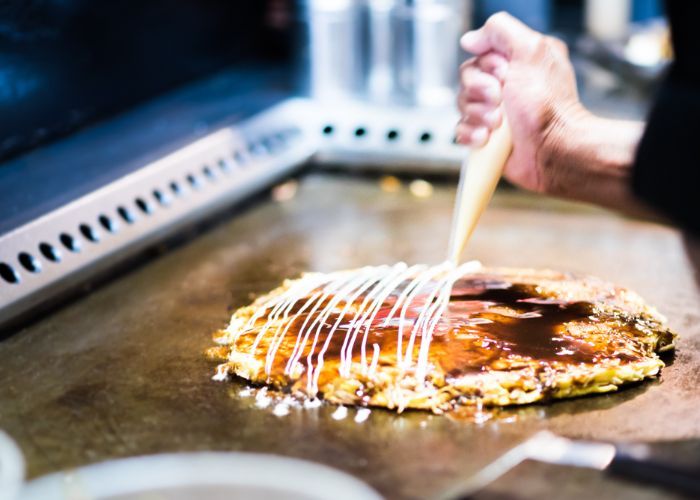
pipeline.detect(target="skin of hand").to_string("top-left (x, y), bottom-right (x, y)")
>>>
top-left (456, 12), bottom-right (653, 215)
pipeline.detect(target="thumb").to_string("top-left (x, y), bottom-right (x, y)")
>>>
top-left (460, 12), bottom-right (537, 58)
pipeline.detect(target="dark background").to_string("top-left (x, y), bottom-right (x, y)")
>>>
top-left (0, 0), bottom-right (648, 164)
top-left (0, 0), bottom-right (293, 162)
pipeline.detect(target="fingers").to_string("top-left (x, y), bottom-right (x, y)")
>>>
top-left (455, 122), bottom-right (490, 148)
top-left (455, 103), bottom-right (502, 147)
top-left (460, 11), bottom-right (539, 58)
top-left (456, 51), bottom-right (506, 146)
top-left (459, 65), bottom-right (502, 104)
top-left (476, 52), bottom-right (509, 81)
top-left (459, 25), bottom-right (492, 56)
top-left (457, 12), bottom-right (531, 147)
top-left (457, 102), bottom-right (503, 129)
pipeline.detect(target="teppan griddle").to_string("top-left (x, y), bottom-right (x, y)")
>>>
top-left (1, 172), bottom-right (699, 499)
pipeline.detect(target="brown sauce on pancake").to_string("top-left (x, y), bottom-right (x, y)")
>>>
top-left (239, 274), bottom-right (645, 388)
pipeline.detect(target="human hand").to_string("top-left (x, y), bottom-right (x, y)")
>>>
top-left (455, 12), bottom-right (584, 195)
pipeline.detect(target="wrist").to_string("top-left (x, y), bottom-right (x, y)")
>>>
top-left (538, 105), bottom-right (645, 211)
top-left (537, 101), bottom-right (593, 195)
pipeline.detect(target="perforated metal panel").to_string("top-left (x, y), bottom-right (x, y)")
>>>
top-left (0, 95), bottom-right (468, 330)
top-left (0, 100), bottom-right (315, 328)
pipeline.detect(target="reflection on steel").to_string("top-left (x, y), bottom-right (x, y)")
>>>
top-left (304, 0), bottom-right (472, 106)
top-left (314, 99), bottom-right (466, 169)
top-left (0, 100), bottom-right (314, 330)
top-left (392, 0), bottom-right (471, 107)
top-left (304, 0), bottom-right (365, 100)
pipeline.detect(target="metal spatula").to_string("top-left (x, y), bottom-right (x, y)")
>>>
top-left (437, 431), bottom-right (700, 499)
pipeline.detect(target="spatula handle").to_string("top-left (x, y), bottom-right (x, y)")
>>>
top-left (609, 443), bottom-right (700, 496)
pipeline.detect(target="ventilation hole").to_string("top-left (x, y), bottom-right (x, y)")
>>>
top-left (322, 125), bottom-right (334, 135)
top-left (419, 131), bottom-right (432, 143)
top-left (99, 214), bottom-right (118, 233)
top-left (79, 223), bottom-right (100, 243)
top-left (186, 174), bottom-right (202, 189)
top-left (202, 166), bottom-right (216, 181)
top-left (39, 242), bottom-right (61, 263)
top-left (248, 142), bottom-right (266, 156)
top-left (217, 158), bottom-right (231, 173)
top-left (60, 233), bottom-right (81, 252)
top-left (354, 127), bottom-right (367, 138)
top-left (153, 189), bottom-right (170, 206)
top-left (118, 206), bottom-right (135, 224)
top-left (135, 197), bottom-right (153, 214)
top-left (274, 131), bottom-right (288, 145)
top-left (18, 252), bottom-right (41, 273)
top-left (262, 136), bottom-right (278, 153)
top-left (170, 181), bottom-right (183, 196)
top-left (0, 262), bottom-right (20, 284)
top-left (387, 130), bottom-right (399, 141)
top-left (233, 151), bottom-right (246, 165)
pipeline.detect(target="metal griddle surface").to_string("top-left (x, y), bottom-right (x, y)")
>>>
top-left (1, 173), bottom-right (699, 500)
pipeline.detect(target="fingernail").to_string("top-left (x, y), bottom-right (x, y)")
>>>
top-left (460, 31), bottom-right (477, 48)
top-left (485, 109), bottom-right (500, 126)
top-left (485, 85), bottom-right (501, 103)
top-left (471, 127), bottom-right (488, 146)
top-left (493, 62), bottom-right (509, 81)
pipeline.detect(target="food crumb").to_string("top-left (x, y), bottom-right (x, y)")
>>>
top-left (255, 388), bottom-right (271, 409)
top-left (212, 364), bottom-right (229, 382)
top-left (273, 403), bottom-right (290, 417)
top-left (303, 398), bottom-right (323, 409)
top-left (331, 405), bottom-right (348, 420)
top-left (354, 408), bottom-right (371, 423)
top-left (409, 179), bottom-right (433, 198)
top-left (271, 180), bottom-right (298, 202)
top-left (379, 175), bottom-right (401, 193)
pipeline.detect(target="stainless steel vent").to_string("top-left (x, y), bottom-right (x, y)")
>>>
top-left (0, 96), bottom-right (467, 330)
top-left (0, 99), bottom-right (315, 328)
top-left (313, 100), bottom-right (465, 170)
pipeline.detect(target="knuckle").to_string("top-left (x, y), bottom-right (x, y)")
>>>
top-left (478, 53), bottom-right (497, 70)
top-left (461, 68), bottom-right (482, 87)
top-left (459, 58), bottom-right (476, 71)
top-left (487, 11), bottom-right (509, 29)
top-left (545, 36), bottom-right (568, 56)
top-left (533, 33), bottom-right (548, 53)
top-left (461, 65), bottom-right (477, 78)
top-left (555, 38), bottom-right (569, 57)
top-left (457, 98), bottom-right (468, 112)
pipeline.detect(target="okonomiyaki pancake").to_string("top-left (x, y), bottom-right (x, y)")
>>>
top-left (208, 262), bottom-right (676, 413)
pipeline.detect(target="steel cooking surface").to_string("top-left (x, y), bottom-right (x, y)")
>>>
top-left (1, 173), bottom-right (698, 500)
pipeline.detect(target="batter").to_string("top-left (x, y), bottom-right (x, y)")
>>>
top-left (208, 262), bottom-right (675, 413)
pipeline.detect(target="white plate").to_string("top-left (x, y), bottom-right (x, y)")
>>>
top-left (17, 452), bottom-right (383, 500)
top-left (0, 431), bottom-right (24, 500)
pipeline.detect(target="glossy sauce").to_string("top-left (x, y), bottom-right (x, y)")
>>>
top-left (237, 275), bottom-right (645, 387)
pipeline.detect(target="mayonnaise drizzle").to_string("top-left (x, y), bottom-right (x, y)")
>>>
top-left (225, 261), bottom-right (482, 398)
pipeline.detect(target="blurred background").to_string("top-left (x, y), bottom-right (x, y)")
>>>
top-left (0, 0), bottom-right (671, 163)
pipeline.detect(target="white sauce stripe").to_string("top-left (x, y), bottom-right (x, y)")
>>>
top-left (235, 261), bottom-right (482, 399)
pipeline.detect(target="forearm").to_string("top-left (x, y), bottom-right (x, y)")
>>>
top-left (542, 108), bottom-right (655, 217)
top-left (459, 13), bottom-right (670, 222)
